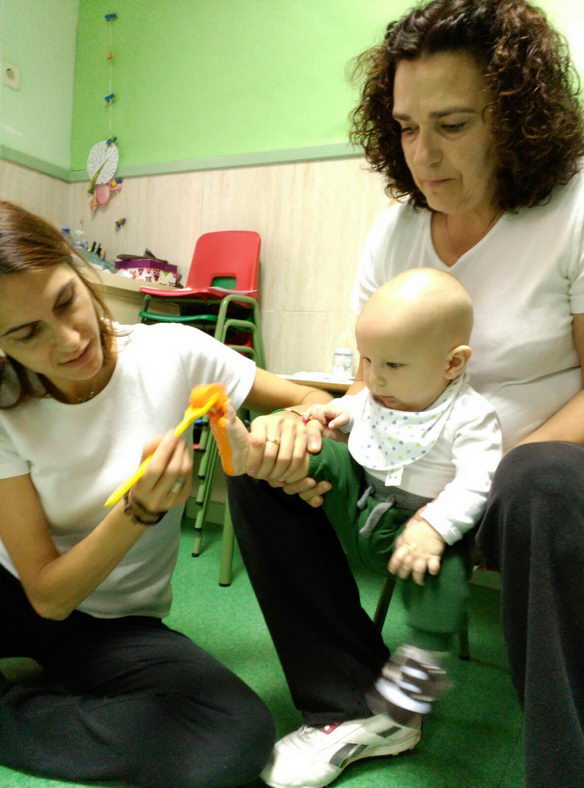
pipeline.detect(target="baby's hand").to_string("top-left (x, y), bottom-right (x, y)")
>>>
top-left (388, 514), bottom-right (445, 586)
top-left (305, 404), bottom-right (349, 432)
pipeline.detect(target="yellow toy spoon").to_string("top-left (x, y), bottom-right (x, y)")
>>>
top-left (104, 383), bottom-right (230, 507)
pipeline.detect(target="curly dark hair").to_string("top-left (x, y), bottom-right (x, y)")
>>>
top-left (350, 0), bottom-right (584, 211)
top-left (0, 200), bottom-right (118, 408)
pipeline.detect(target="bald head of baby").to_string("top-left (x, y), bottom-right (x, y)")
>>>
top-left (358, 268), bottom-right (473, 351)
top-left (356, 269), bottom-right (473, 411)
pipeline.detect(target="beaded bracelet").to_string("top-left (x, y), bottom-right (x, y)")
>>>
top-left (123, 491), bottom-right (166, 527)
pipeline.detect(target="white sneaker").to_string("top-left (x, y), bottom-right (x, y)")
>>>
top-left (260, 713), bottom-right (421, 788)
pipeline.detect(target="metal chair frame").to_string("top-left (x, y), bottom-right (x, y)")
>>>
top-left (374, 575), bottom-right (470, 660)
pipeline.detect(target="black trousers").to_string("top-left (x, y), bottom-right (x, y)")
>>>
top-left (229, 443), bottom-right (584, 784)
top-left (476, 442), bottom-right (584, 788)
top-left (227, 474), bottom-right (390, 727)
top-left (0, 566), bottom-right (274, 787)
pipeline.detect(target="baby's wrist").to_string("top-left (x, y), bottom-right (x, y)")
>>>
top-left (409, 515), bottom-right (446, 541)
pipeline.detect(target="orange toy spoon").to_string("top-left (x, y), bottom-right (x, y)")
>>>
top-left (104, 383), bottom-right (231, 507)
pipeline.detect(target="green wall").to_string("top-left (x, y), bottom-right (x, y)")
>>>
top-left (0, 0), bottom-right (78, 175)
top-left (71, 0), bottom-right (584, 177)
top-left (2, 0), bottom-right (583, 179)
top-left (71, 0), bottom-right (409, 174)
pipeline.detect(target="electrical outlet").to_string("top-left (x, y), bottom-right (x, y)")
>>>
top-left (1, 62), bottom-right (21, 90)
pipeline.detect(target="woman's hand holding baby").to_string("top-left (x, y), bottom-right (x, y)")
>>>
top-left (245, 411), bottom-right (317, 483)
top-left (389, 513), bottom-right (446, 586)
top-left (271, 405), bottom-right (350, 505)
top-left (217, 407), bottom-right (338, 507)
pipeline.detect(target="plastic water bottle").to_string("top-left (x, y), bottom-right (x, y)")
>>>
top-left (61, 226), bottom-right (88, 250)
top-left (332, 331), bottom-right (354, 380)
top-left (72, 228), bottom-right (88, 250)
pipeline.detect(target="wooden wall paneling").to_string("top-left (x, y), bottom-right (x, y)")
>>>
top-left (3, 156), bottom-right (388, 374)
top-left (0, 161), bottom-right (69, 227)
top-left (262, 309), bottom-right (358, 375)
top-left (67, 171), bottom-right (204, 270)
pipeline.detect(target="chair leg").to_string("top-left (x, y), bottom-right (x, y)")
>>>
top-left (194, 419), bottom-right (210, 453)
top-left (373, 576), bottom-right (396, 630)
top-left (195, 432), bottom-right (214, 506)
top-left (196, 425), bottom-right (212, 478)
top-left (191, 520), bottom-right (204, 557)
top-left (218, 504), bottom-right (235, 587)
top-left (191, 442), bottom-right (218, 556)
top-left (374, 576), bottom-right (471, 660)
top-left (458, 607), bottom-right (470, 660)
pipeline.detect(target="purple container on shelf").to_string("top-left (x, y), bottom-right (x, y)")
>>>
top-left (114, 257), bottom-right (181, 286)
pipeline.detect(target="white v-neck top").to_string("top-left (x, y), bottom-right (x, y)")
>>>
top-left (0, 323), bottom-right (255, 618)
top-left (351, 170), bottom-right (584, 450)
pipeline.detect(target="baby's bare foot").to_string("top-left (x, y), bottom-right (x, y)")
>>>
top-left (209, 403), bottom-right (250, 475)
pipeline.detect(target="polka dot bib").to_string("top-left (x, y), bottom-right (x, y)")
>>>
top-left (348, 373), bottom-right (467, 486)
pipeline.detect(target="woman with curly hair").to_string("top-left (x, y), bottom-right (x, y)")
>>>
top-left (227, 1), bottom-right (584, 786)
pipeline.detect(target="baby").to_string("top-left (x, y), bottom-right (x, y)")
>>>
top-left (214, 268), bottom-right (502, 727)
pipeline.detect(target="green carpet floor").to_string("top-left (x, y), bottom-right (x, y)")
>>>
top-left (0, 518), bottom-right (524, 787)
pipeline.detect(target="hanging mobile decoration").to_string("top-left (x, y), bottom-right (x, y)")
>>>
top-left (86, 12), bottom-right (124, 211)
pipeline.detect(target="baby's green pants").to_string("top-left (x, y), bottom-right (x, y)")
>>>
top-left (308, 438), bottom-right (470, 653)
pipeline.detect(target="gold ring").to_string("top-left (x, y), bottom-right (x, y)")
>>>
top-left (170, 479), bottom-right (186, 495)
top-left (266, 438), bottom-right (280, 446)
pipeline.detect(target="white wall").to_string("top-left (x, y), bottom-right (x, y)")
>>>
top-left (0, 0), bottom-right (78, 168)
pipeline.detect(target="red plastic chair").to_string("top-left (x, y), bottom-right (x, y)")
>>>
top-left (139, 231), bottom-right (260, 325)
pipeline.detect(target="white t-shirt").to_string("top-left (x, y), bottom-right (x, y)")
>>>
top-left (0, 322), bottom-right (256, 618)
top-left (350, 170), bottom-right (584, 451)
top-left (335, 381), bottom-right (502, 545)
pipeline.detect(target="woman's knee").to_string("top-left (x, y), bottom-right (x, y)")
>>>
top-left (174, 694), bottom-right (274, 787)
top-left (213, 697), bottom-right (275, 785)
top-left (135, 689), bottom-right (275, 788)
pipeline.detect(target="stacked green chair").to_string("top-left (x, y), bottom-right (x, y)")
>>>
top-left (139, 230), bottom-right (261, 332)
top-left (191, 302), bottom-right (265, 585)
top-left (138, 231), bottom-right (264, 585)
